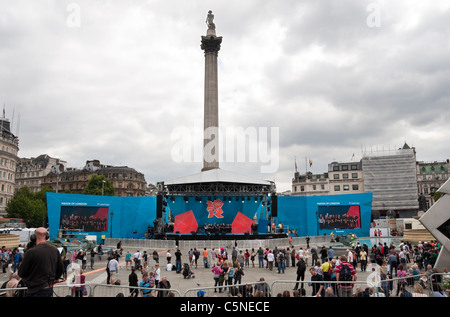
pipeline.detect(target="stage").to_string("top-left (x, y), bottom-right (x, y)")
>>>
top-left (158, 232), bottom-right (286, 241)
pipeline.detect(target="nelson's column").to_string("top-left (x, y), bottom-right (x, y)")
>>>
top-left (201, 10), bottom-right (222, 171)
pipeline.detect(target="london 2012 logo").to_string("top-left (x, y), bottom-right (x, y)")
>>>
top-left (206, 199), bottom-right (224, 218)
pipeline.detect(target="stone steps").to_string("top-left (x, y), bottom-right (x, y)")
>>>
top-left (0, 234), bottom-right (21, 249)
top-left (402, 229), bottom-right (436, 243)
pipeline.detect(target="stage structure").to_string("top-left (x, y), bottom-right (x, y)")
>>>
top-left (155, 12), bottom-right (278, 239)
top-left (46, 192), bottom-right (157, 241)
top-left (157, 169), bottom-right (277, 238)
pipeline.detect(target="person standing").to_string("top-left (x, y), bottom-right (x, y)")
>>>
top-left (128, 267), bottom-right (139, 297)
top-left (335, 255), bottom-right (357, 297)
top-left (18, 227), bottom-right (64, 297)
top-left (360, 248), bottom-right (368, 272)
top-left (90, 248), bottom-right (96, 270)
top-left (293, 256), bottom-right (307, 291)
top-left (203, 248), bottom-right (209, 268)
top-left (175, 248), bottom-right (182, 273)
top-left (267, 250), bottom-right (274, 271)
top-left (108, 256), bottom-right (119, 284)
top-left (310, 267), bottom-right (325, 297)
top-left (154, 263), bottom-right (161, 286)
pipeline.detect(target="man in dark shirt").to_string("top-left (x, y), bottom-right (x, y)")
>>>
top-left (18, 227), bottom-right (64, 297)
top-left (309, 267), bottom-right (325, 297)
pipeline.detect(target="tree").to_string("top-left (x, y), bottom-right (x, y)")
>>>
top-left (6, 186), bottom-right (49, 227)
top-left (84, 174), bottom-right (115, 196)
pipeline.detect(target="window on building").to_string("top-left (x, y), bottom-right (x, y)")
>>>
top-left (334, 174), bottom-right (340, 179)
top-left (300, 186), bottom-right (304, 192)
top-left (333, 166), bottom-right (339, 171)
top-left (351, 164), bottom-right (358, 170)
top-left (342, 165), bottom-right (348, 171)
top-left (352, 184), bottom-right (359, 190)
top-left (352, 173), bottom-right (358, 178)
top-left (343, 173), bottom-right (349, 179)
top-left (334, 185), bottom-right (340, 191)
top-left (343, 185), bottom-right (350, 191)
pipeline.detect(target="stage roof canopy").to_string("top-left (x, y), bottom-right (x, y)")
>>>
top-left (161, 168), bottom-right (275, 196)
top-left (164, 168), bottom-right (273, 186)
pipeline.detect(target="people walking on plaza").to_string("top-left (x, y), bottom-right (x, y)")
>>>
top-left (90, 248), bottom-right (96, 270)
top-left (277, 249), bottom-right (286, 274)
top-left (290, 247), bottom-right (296, 267)
top-left (225, 261), bottom-right (234, 291)
top-left (108, 255), bottom-right (119, 285)
top-left (175, 249), bottom-right (182, 273)
top-left (139, 272), bottom-right (151, 297)
top-left (244, 249), bottom-right (250, 267)
top-left (237, 250), bottom-right (245, 268)
top-left (166, 249), bottom-right (172, 264)
top-left (202, 248), bottom-right (209, 268)
top-left (320, 246), bottom-right (328, 264)
top-left (154, 263), bottom-right (161, 286)
top-left (211, 263), bottom-right (223, 293)
top-left (133, 249), bottom-right (142, 270)
top-left (18, 227), bottom-right (64, 297)
top-left (335, 254), bottom-right (357, 297)
top-left (328, 246), bottom-right (335, 262)
top-left (310, 246), bottom-right (318, 266)
top-left (310, 267), bottom-right (325, 297)
top-left (234, 263), bottom-right (244, 285)
top-left (125, 250), bottom-right (132, 270)
top-left (152, 250), bottom-right (159, 264)
top-left (359, 247), bottom-right (368, 272)
top-left (257, 247), bottom-right (264, 268)
top-left (128, 267), bottom-right (139, 297)
top-left (157, 276), bottom-right (172, 297)
top-left (293, 256), bottom-right (306, 291)
top-left (194, 248), bottom-right (200, 268)
top-left (250, 248), bottom-right (256, 268)
top-left (267, 249), bottom-right (274, 271)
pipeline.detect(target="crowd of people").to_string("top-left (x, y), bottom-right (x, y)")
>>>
top-left (1, 229), bottom-right (449, 298)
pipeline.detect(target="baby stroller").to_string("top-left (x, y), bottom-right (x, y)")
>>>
top-left (182, 263), bottom-right (195, 279)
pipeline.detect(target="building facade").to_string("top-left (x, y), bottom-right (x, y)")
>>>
top-left (41, 160), bottom-right (147, 197)
top-left (416, 159), bottom-right (450, 210)
top-left (0, 119), bottom-right (19, 216)
top-left (15, 154), bottom-right (67, 193)
top-left (362, 146), bottom-right (419, 218)
top-left (328, 161), bottom-right (365, 195)
top-left (292, 171), bottom-right (329, 196)
top-left (291, 144), bottom-right (448, 218)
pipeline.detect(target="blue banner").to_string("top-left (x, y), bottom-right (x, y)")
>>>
top-left (47, 192), bottom-right (156, 240)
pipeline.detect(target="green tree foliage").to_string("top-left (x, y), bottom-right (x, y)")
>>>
top-left (6, 186), bottom-right (54, 227)
top-left (84, 174), bottom-right (115, 196)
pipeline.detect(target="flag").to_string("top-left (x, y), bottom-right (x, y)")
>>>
top-left (295, 158), bottom-right (298, 172)
top-left (309, 159), bottom-right (312, 167)
top-left (351, 153), bottom-right (355, 161)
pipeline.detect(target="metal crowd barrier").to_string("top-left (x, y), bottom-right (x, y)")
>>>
top-left (1, 273), bottom-right (448, 297)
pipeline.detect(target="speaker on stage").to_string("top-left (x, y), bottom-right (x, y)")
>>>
top-left (157, 194), bottom-right (163, 218)
top-left (271, 194), bottom-right (278, 217)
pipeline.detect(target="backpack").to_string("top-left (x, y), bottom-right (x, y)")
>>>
top-left (297, 260), bottom-right (306, 272)
top-left (339, 264), bottom-right (352, 282)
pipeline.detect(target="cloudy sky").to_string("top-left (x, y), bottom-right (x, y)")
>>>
top-left (1, 0), bottom-right (449, 192)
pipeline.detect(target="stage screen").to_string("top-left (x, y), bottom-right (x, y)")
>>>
top-left (317, 205), bottom-right (361, 230)
top-left (60, 206), bottom-right (109, 232)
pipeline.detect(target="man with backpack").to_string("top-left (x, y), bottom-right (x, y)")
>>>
top-left (335, 255), bottom-right (357, 297)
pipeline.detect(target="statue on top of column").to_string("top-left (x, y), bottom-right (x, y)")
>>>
top-left (206, 10), bottom-right (215, 30)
